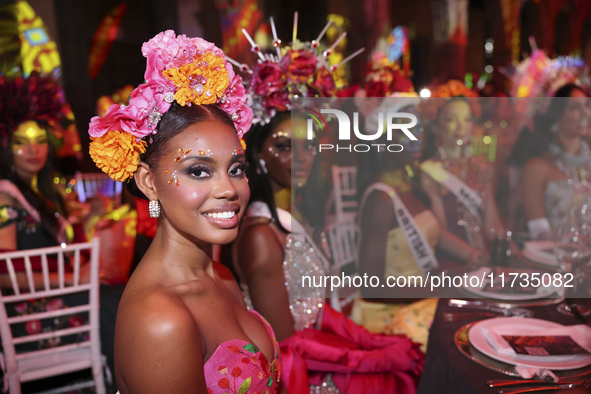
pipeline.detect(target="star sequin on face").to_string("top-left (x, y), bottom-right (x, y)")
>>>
top-left (175, 148), bottom-right (192, 162)
top-left (166, 169), bottom-right (180, 186)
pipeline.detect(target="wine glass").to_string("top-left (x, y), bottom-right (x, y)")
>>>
top-left (554, 219), bottom-right (591, 316)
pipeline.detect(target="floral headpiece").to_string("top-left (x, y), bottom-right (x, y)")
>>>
top-left (363, 51), bottom-right (414, 97)
top-left (230, 13), bottom-right (365, 125)
top-left (418, 79), bottom-right (481, 122)
top-left (508, 49), bottom-right (591, 98)
top-left (0, 72), bottom-right (65, 149)
top-left (88, 31), bottom-right (253, 182)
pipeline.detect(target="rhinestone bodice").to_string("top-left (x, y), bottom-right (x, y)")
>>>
top-left (240, 202), bottom-right (327, 332)
top-left (283, 234), bottom-right (326, 331)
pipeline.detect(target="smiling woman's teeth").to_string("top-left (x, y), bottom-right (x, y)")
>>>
top-left (205, 211), bottom-right (236, 219)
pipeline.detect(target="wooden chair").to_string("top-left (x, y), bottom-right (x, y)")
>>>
top-left (328, 165), bottom-right (358, 226)
top-left (0, 239), bottom-right (105, 394)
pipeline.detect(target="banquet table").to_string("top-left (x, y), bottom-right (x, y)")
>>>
top-left (416, 297), bottom-right (591, 394)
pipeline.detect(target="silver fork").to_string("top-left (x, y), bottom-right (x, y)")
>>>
top-left (497, 379), bottom-right (591, 393)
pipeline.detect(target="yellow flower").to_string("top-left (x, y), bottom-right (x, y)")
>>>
top-left (89, 130), bottom-right (147, 182)
top-left (163, 52), bottom-right (229, 106)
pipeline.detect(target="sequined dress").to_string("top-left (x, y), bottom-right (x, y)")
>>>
top-left (241, 201), bottom-right (338, 393)
top-left (238, 202), bottom-right (424, 394)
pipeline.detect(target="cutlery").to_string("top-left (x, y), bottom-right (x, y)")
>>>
top-left (448, 299), bottom-right (534, 317)
top-left (496, 379), bottom-right (591, 393)
top-left (488, 378), bottom-right (587, 387)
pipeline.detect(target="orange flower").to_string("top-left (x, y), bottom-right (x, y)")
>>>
top-left (163, 52), bottom-right (229, 106)
top-left (89, 130), bottom-right (147, 182)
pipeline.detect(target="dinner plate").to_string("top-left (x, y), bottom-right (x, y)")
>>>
top-left (468, 317), bottom-right (591, 370)
top-left (461, 268), bottom-right (561, 300)
top-left (455, 321), bottom-right (591, 378)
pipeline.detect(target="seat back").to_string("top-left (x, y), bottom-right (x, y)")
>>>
top-left (332, 165), bottom-right (358, 224)
top-left (0, 239), bottom-right (104, 393)
top-left (75, 172), bottom-right (123, 204)
top-left (325, 220), bottom-right (359, 314)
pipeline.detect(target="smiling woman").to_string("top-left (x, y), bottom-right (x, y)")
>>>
top-left (87, 31), bottom-right (283, 394)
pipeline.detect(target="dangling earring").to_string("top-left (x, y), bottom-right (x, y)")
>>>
top-left (258, 158), bottom-right (268, 174)
top-left (149, 200), bottom-right (160, 218)
top-left (551, 124), bottom-right (559, 133)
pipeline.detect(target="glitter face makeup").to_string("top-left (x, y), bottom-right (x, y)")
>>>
top-left (11, 120), bottom-right (49, 182)
top-left (175, 148), bottom-right (192, 162)
top-left (232, 149), bottom-right (243, 156)
top-left (166, 169), bottom-right (180, 186)
top-left (198, 149), bottom-right (213, 157)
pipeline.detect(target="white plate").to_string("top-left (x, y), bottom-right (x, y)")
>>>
top-left (468, 317), bottom-right (591, 370)
top-left (461, 268), bottom-right (560, 300)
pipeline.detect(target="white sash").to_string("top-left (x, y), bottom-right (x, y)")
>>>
top-left (420, 160), bottom-right (484, 223)
top-left (359, 182), bottom-right (438, 276)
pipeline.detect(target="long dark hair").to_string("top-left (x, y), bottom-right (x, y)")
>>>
top-left (0, 129), bottom-right (66, 245)
top-left (0, 73), bottom-right (67, 244)
top-left (127, 103), bottom-right (236, 200)
top-left (244, 111), bottom-right (291, 233)
top-left (507, 83), bottom-right (587, 167)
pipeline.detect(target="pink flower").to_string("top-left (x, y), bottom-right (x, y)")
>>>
top-left (14, 302), bottom-right (28, 314)
top-left (282, 49), bottom-right (317, 84)
top-left (45, 298), bottom-right (64, 311)
top-left (128, 81), bottom-right (173, 117)
top-left (251, 61), bottom-right (286, 96)
top-left (141, 31), bottom-right (224, 84)
top-left (25, 320), bottom-right (42, 335)
top-left (221, 74), bottom-right (253, 137)
top-left (89, 104), bottom-right (148, 139)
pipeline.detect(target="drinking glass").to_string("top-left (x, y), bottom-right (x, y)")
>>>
top-left (554, 219), bottom-right (591, 316)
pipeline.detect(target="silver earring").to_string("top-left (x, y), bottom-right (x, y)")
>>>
top-left (149, 200), bottom-right (160, 218)
top-left (551, 124), bottom-right (558, 133)
top-left (258, 158), bottom-right (268, 174)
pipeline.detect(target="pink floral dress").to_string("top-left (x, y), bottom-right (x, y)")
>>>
top-left (204, 310), bottom-right (281, 394)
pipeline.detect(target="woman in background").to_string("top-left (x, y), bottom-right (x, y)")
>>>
top-left (508, 84), bottom-right (590, 240)
top-left (419, 90), bottom-right (503, 266)
top-left (0, 72), bottom-right (87, 288)
top-left (233, 110), bottom-right (424, 394)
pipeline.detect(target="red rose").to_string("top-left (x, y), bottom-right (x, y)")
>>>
top-left (282, 49), bottom-right (317, 84)
top-left (311, 66), bottom-right (336, 97)
top-left (365, 80), bottom-right (388, 97)
top-left (264, 90), bottom-right (289, 111)
top-left (251, 61), bottom-right (286, 96)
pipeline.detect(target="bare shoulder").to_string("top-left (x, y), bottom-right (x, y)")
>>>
top-left (115, 288), bottom-right (205, 393)
top-left (361, 189), bottom-right (394, 223)
top-left (0, 192), bottom-right (16, 206)
top-left (236, 220), bottom-right (284, 273)
top-left (522, 157), bottom-right (552, 180)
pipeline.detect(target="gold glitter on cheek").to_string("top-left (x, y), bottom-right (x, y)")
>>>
top-left (166, 169), bottom-right (180, 186)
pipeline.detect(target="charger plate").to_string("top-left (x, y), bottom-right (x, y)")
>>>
top-left (454, 320), bottom-right (591, 378)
